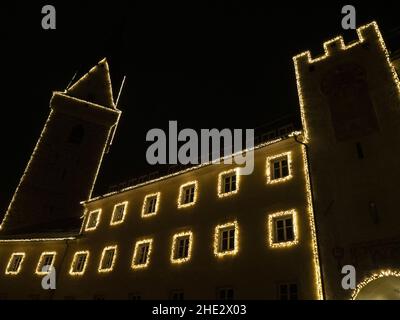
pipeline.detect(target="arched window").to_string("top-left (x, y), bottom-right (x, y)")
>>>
top-left (67, 125), bottom-right (85, 145)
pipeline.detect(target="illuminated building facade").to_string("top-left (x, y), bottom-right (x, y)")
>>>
top-left (0, 21), bottom-right (399, 300)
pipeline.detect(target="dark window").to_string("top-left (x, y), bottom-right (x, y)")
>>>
top-left (279, 283), bottom-right (298, 300)
top-left (275, 217), bottom-right (294, 243)
top-left (171, 291), bottom-right (184, 300)
top-left (218, 288), bottom-right (234, 300)
top-left (67, 125), bottom-right (85, 145)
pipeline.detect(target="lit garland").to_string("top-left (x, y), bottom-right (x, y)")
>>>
top-left (266, 152), bottom-right (293, 184)
top-left (85, 209), bottom-right (102, 231)
top-left (131, 239), bottom-right (153, 270)
top-left (293, 21), bottom-right (400, 143)
top-left (141, 193), bottom-right (161, 218)
top-left (177, 181), bottom-right (198, 209)
top-left (69, 250), bottom-right (90, 276)
top-left (351, 269), bottom-right (400, 300)
top-left (0, 237), bottom-right (75, 243)
top-left (217, 168), bottom-right (240, 198)
top-left (98, 245), bottom-right (118, 273)
top-left (35, 252), bottom-right (57, 275)
top-left (213, 221), bottom-right (239, 258)
top-left (267, 210), bottom-right (298, 248)
top-left (5, 252), bottom-right (25, 275)
top-left (110, 201), bottom-right (128, 225)
top-left (170, 231), bottom-right (193, 264)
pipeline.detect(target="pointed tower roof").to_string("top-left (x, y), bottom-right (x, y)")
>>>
top-left (66, 58), bottom-right (116, 109)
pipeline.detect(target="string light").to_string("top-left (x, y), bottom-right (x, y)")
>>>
top-left (35, 252), bottom-right (57, 275)
top-left (84, 209), bottom-right (102, 231)
top-left (110, 201), bottom-right (128, 226)
top-left (214, 221), bottom-right (239, 258)
top-left (351, 269), bottom-right (400, 300)
top-left (268, 210), bottom-right (298, 248)
top-left (98, 245), bottom-right (118, 273)
top-left (5, 252), bottom-right (25, 275)
top-left (131, 239), bottom-right (153, 270)
top-left (170, 231), bottom-right (193, 264)
top-left (177, 181), bottom-right (198, 209)
top-left (0, 237), bottom-right (75, 243)
top-left (266, 152), bottom-right (293, 184)
top-left (69, 251), bottom-right (90, 276)
top-left (141, 193), bottom-right (161, 218)
top-left (217, 168), bottom-right (240, 198)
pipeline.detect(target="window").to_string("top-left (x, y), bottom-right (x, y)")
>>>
top-left (36, 252), bottom-right (56, 275)
top-left (214, 221), bottom-right (239, 257)
top-left (110, 202), bottom-right (128, 225)
top-left (5, 253), bottom-right (25, 275)
top-left (170, 290), bottom-right (184, 300)
top-left (278, 283), bottom-right (298, 300)
top-left (132, 239), bottom-right (153, 269)
top-left (98, 246), bottom-right (117, 273)
top-left (171, 232), bottom-right (193, 264)
top-left (178, 181), bottom-right (198, 208)
top-left (69, 251), bottom-right (89, 275)
top-left (268, 210), bottom-right (298, 248)
top-left (218, 169), bottom-right (240, 198)
top-left (129, 293), bottom-right (141, 300)
top-left (218, 287), bottom-right (234, 300)
top-left (266, 152), bottom-right (292, 184)
top-left (85, 209), bottom-right (101, 231)
top-left (141, 193), bottom-right (160, 217)
top-left (67, 125), bottom-right (85, 145)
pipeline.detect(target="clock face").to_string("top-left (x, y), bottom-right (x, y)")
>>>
top-left (320, 63), bottom-right (379, 142)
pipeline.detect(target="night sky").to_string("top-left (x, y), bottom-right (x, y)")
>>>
top-left (0, 1), bottom-right (399, 219)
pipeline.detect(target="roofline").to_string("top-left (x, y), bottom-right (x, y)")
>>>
top-left (82, 130), bottom-right (304, 205)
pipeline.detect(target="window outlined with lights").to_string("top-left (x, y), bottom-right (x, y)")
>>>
top-left (268, 210), bottom-right (299, 248)
top-left (214, 221), bottom-right (239, 257)
top-left (266, 152), bottom-right (293, 184)
top-left (177, 181), bottom-right (198, 208)
top-left (98, 245), bottom-right (117, 273)
top-left (5, 252), bottom-right (25, 275)
top-left (170, 231), bottom-right (193, 264)
top-left (36, 252), bottom-right (56, 275)
top-left (69, 251), bottom-right (90, 276)
top-left (218, 169), bottom-right (240, 198)
top-left (141, 193), bottom-right (160, 218)
top-left (85, 209), bottom-right (101, 231)
top-left (131, 239), bottom-right (153, 269)
top-left (110, 202), bottom-right (128, 225)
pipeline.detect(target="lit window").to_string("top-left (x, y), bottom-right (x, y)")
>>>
top-left (171, 232), bottom-right (193, 264)
top-left (85, 209), bottom-right (101, 231)
top-left (266, 152), bottom-right (293, 184)
top-left (278, 283), bottom-right (298, 300)
top-left (170, 290), bottom-right (184, 300)
top-left (110, 202), bottom-right (128, 225)
top-left (218, 169), bottom-right (240, 198)
top-left (268, 210), bottom-right (298, 248)
top-left (178, 182), bottom-right (198, 208)
top-left (141, 193), bottom-right (160, 217)
top-left (98, 246), bottom-right (117, 273)
top-left (70, 251), bottom-right (89, 275)
top-left (132, 239), bottom-right (153, 269)
top-left (5, 253), bottom-right (25, 275)
top-left (36, 252), bottom-right (56, 275)
top-left (218, 287), bottom-right (234, 300)
top-left (214, 221), bottom-right (239, 257)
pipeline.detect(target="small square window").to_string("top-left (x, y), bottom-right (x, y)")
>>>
top-left (278, 283), bottom-right (298, 300)
top-left (132, 239), bottom-right (153, 269)
top-left (111, 202), bottom-right (128, 225)
top-left (5, 253), bottom-right (25, 275)
top-left (85, 209), bottom-right (101, 231)
top-left (214, 221), bottom-right (239, 257)
top-left (170, 290), bottom-right (184, 300)
top-left (141, 193), bottom-right (160, 217)
top-left (171, 232), bottom-right (193, 264)
top-left (218, 287), bottom-right (234, 300)
top-left (178, 182), bottom-right (198, 208)
top-left (218, 169), bottom-right (240, 198)
top-left (129, 293), bottom-right (142, 300)
top-left (268, 210), bottom-right (298, 248)
top-left (266, 152), bottom-right (292, 184)
top-left (36, 252), bottom-right (56, 275)
top-left (98, 246), bottom-right (117, 273)
top-left (69, 251), bottom-right (89, 275)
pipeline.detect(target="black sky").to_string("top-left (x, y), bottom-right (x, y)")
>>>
top-left (0, 1), bottom-right (399, 218)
